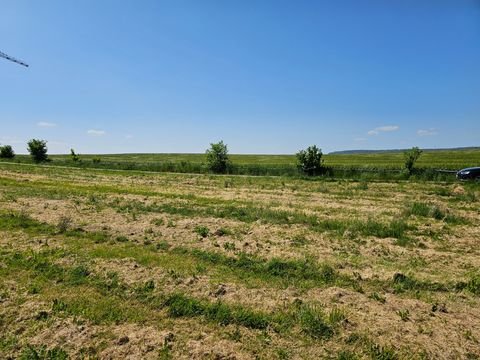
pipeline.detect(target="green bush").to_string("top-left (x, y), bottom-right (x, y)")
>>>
top-left (70, 148), bottom-right (80, 162)
top-left (0, 144), bottom-right (15, 158)
top-left (404, 147), bottom-right (422, 175)
top-left (27, 139), bottom-right (49, 163)
top-left (206, 140), bottom-right (230, 173)
top-left (296, 145), bottom-right (324, 176)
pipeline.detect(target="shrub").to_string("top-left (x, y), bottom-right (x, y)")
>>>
top-left (296, 145), bottom-right (323, 176)
top-left (0, 145), bottom-right (15, 158)
top-left (206, 140), bottom-right (230, 173)
top-left (404, 147), bottom-right (422, 175)
top-left (70, 148), bottom-right (80, 162)
top-left (27, 139), bottom-right (49, 163)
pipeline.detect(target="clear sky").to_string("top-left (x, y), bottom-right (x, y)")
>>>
top-left (1, 0), bottom-right (479, 154)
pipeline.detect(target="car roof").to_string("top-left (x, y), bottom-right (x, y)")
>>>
top-left (459, 167), bottom-right (480, 171)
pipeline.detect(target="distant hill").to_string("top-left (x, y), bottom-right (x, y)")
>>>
top-left (328, 146), bottom-right (480, 155)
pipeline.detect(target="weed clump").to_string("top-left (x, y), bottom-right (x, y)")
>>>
top-left (56, 216), bottom-right (72, 233)
top-left (396, 309), bottom-right (410, 321)
top-left (214, 227), bottom-right (233, 236)
top-left (194, 225), bottom-right (209, 238)
top-left (369, 292), bottom-right (386, 304)
top-left (115, 235), bottom-right (129, 243)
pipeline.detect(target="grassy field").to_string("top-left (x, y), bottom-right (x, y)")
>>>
top-left (0, 162), bottom-right (479, 359)
top-left (4, 148), bottom-right (480, 176)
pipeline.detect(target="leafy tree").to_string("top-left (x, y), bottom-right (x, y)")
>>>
top-left (70, 148), bottom-right (80, 162)
top-left (27, 139), bottom-right (49, 163)
top-left (404, 146), bottom-right (422, 175)
top-left (296, 145), bottom-right (324, 176)
top-left (206, 140), bottom-right (230, 173)
top-left (0, 145), bottom-right (15, 159)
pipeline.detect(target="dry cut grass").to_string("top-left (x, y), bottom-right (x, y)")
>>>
top-left (0, 163), bottom-right (479, 359)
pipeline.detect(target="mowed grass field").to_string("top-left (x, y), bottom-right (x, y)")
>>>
top-left (0, 162), bottom-right (480, 359)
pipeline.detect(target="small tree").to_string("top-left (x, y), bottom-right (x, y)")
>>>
top-left (206, 140), bottom-right (230, 173)
top-left (296, 145), bottom-right (323, 176)
top-left (404, 146), bottom-right (422, 175)
top-left (27, 139), bottom-right (49, 163)
top-left (0, 145), bottom-right (15, 159)
top-left (70, 148), bottom-right (80, 162)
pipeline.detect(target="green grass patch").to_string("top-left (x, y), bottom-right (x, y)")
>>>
top-left (164, 293), bottom-right (276, 330)
top-left (182, 248), bottom-right (338, 285)
top-left (19, 345), bottom-right (68, 360)
top-left (406, 202), bottom-right (467, 224)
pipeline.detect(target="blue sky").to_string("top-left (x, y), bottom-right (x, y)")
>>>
top-left (1, 0), bottom-right (479, 154)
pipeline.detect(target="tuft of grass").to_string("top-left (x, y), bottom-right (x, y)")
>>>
top-left (431, 187), bottom-right (452, 197)
top-left (465, 274), bottom-right (480, 295)
top-left (296, 304), bottom-right (333, 340)
top-left (19, 345), bottom-right (68, 360)
top-left (68, 265), bottom-right (90, 285)
top-left (156, 240), bottom-right (171, 251)
top-left (456, 273), bottom-right (480, 295)
top-left (164, 293), bottom-right (273, 330)
top-left (0, 211), bottom-right (54, 234)
top-left (369, 292), bottom-right (386, 304)
top-left (328, 307), bottom-right (347, 326)
top-left (354, 181), bottom-right (369, 191)
top-left (56, 216), bottom-right (72, 233)
top-left (406, 202), bottom-right (466, 224)
top-left (134, 279), bottom-right (155, 299)
top-left (194, 225), bottom-right (209, 238)
top-left (290, 233), bottom-right (311, 247)
top-left (115, 235), bottom-right (129, 243)
top-left (223, 242), bottom-right (236, 251)
top-left (396, 309), bottom-right (410, 321)
top-left (214, 227), bottom-right (233, 236)
top-left (392, 272), bottom-right (448, 293)
top-left (407, 202), bottom-right (430, 217)
top-left (150, 217), bottom-right (165, 226)
top-left (368, 343), bottom-right (398, 360)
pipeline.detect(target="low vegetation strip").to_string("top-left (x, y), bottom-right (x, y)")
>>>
top-left (115, 199), bottom-right (415, 240)
top-left (178, 247), bottom-right (339, 285)
top-left (405, 201), bottom-right (468, 224)
top-left (1, 174), bottom-right (419, 241)
top-left (2, 211), bottom-right (478, 297)
top-left (2, 248), bottom-right (343, 339)
top-left (4, 147), bottom-right (480, 177)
